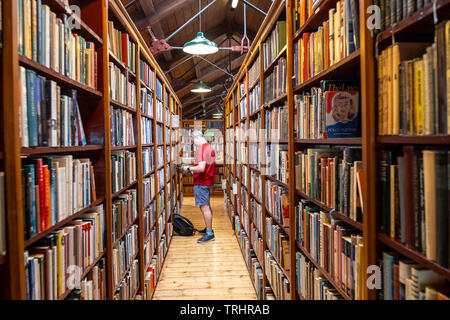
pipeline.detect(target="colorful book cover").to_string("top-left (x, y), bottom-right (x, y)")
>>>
top-left (325, 91), bottom-right (360, 138)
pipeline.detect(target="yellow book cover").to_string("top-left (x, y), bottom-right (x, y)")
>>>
top-left (422, 150), bottom-right (436, 261)
top-left (378, 50), bottom-right (384, 135)
top-left (385, 47), bottom-right (391, 135)
top-left (57, 231), bottom-right (63, 297)
top-left (334, 3), bottom-right (340, 63)
top-left (31, 0), bottom-right (37, 61)
top-left (24, 0), bottom-right (31, 59)
top-left (414, 58), bottom-right (424, 135)
top-left (314, 31), bottom-right (318, 76)
top-left (329, 8), bottom-right (335, 66)
top-left (300, 0), bottom-right (306, 27)
top-left (407, 61), bottom-right (414, 134)
top-left (392, 44), bottom-right (400, 135)
top-left (423, 49), bottom-right (431, 135)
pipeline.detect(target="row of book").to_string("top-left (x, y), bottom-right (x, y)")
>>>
top-left (20, 67), bottom-right (87, 148)
top-left (263, 58), bottom-right (286, 103)
top-left (108, 20), bottom-right (136, 73)
top-left (249, 142), bottom-right (260, 168)
top-left (144, 201), bottom-right (156, 239)
top-left (262, 21), bottom-right (286, 70)
top-left (382, 251), bottom-right (450, 300)
top-left (113, 259), bottom-right (139, 300)
top-left (141, 88), bottom-right (154, 117)
top-left (266, 217), bottom-right (290, 272)
top-left (156, 124), bottom-right (163, 144)
top-left (294, 81), bottom-right (360, 139)
top-left (295, 200), bottom-right (364, 299)
top-left (142, 147), bottom-right (154, 175)
top-left (144, 228), bottom-right (157, 269)
top-left (139, 59), bottom-right (155, 90)
top-left (109, 63), bottom-right (136, 108)
top-left (373, 0), bottom-right (435, 33)
top-left (111, 107), bottom-right (135, 147)
top-left (295, 148), bottom-right (363, 222)
top-left (264, 104), bottom-right (288, 140)
top-left (156, 146), bottom-right (164, 168)
top-left (143, 175), bottom-right (155, 207)
top-left (22, 156), bottom-right (96, 239)
top-left (294, 0), bottom-right (359, 86)
top-left (19, 0), bottom-right (97, 89)
top-left (264, 249), bottom-right (290, 300)
top-left (112, 224), bottom-right (138, 290)
top-left (111, 150), bottom-right (136, 193)
top-left (25, 204), bottom-right (105, 299)
top-left (248, 55), bottom-right (261, 87)
top-left (112, 190), bottom-right (137, 243)
top-left (66, 258), bottom-right (107, 300)
top-left (250, 198), bottom-right (263, 236)
top-left (266, 143), bottom-right (289, 184)
top-left (250, 169), bottom-right (262, 200)
top-left (239, 79), bottom-right (246, 99)
top-left (296, 251), bottom-right (343, 300)
top-left (249, 83), bottom-right (261, 116)
top-left (239, 96), bottom-right (247, 120)
top-left (141, 117), bottom-right (153, 145)
top-left (251, 224), bottom-right (264, 266)
top-left (265, 180), bottom-right (289, 227)
top-left (377, 24), bottom-right (450, 136)
top-left (379, 148), bottom-right (450, 268)
top-left (156, 78), bottom-right (163, 101)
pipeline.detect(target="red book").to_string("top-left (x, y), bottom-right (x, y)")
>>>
top-left (44, 165), bottom-right (51, 230)
top-left (403, 146), bottom-right (415, 247)
top-left (35, 159), bottom-right (47, 232)
top-left (121, 33), bottom-right (129, 67)
top-left (302, 33), bottom-right (309, 81)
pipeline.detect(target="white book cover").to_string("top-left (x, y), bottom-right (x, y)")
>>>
top-left (20, 67), bottom-right (29, 147)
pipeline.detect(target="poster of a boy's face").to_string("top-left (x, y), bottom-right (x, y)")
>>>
top-left (331, 92), bottom-right (358, 123)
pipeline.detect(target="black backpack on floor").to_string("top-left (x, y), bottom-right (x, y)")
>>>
top-left (173, 214), bottom-right (197, 236)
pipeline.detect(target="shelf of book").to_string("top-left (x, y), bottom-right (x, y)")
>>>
top-left (263, 45), bottom-right (287, 75)
top-left (23, 197), bottom-right (105, 248)
top-left (378, 233), bottom-right (450, 281)
top-left (111, 145), bottom-right (138, 151)
top-left (292, 49), bottom-right (361, 93)
top-left (376, 136), bottom-right (450, 145)
top-left (294, 138), bottom-right (362, 145)
top-left (263, 93), bottom-right (288, 108)
top-left (21, 145), bottom-right (104, 156)
top-left (295, 240), bottom-right (352, 300)
top-left (110, 99), bottom-right (138, 114)
top-left (375, 0), bottom-right (450, 48)
top-left (113, 250), bottom-right (140, 293)
top-left (18, 55), bottom-right (103, 97)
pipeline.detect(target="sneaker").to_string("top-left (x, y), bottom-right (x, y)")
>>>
top-left (198, 228), bottom-right (207, 234)
top-left (197, 233), bottom-right (215, 243)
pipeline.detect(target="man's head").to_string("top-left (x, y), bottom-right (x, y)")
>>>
top-left (192, 130), bottom-right (205, 147)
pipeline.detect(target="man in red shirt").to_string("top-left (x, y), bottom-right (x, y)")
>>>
top-left (182, 130), bottom-right (216, 242)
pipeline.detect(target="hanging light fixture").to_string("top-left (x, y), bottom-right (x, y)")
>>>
top-left (191, 81), bottom-right (212, 93)
top-left (231, 0), bottom-right (239, 8)
top-left (183, 0), bottom-right (218, 55)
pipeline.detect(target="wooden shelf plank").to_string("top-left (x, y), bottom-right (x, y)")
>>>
top-left (295, 138), bottom-right (362, 145)
top-left (376, 135), bottom-right (450, 145)
top-left (293, 50), bottom-right (360, 93)
top-left (112, 180), bottom-right (138, 198)
top-left (377, 233), bottom-right (450, 281)
top-left (110, 99), bottom-right (137, 113)
top-left (21, 145), bottom-right (104, 156)
top-left (24, 198), bottom-right (105, 247)
top-left (19, 55), bottom-right (102, 98)
top-left (111, 145), bottom-right (137, 151)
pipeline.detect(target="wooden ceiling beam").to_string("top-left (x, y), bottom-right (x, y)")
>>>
top-left (137, 0), bottom-right (198, 29)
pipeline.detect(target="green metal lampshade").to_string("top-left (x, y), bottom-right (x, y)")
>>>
top-left (183, 32), bottom-right (219, 55)
top-left (191, 81), bottom-right (212, 93)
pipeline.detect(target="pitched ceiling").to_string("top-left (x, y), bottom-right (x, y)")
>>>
top-left (121, 0), bottom-right (273, 119)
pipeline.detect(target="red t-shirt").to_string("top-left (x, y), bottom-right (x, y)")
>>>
top-left (193, 143), bottom-right (215, 186)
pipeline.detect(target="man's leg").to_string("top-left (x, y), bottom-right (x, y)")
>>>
top-left (200, 204), bottom-right (213, 231)
top-left (197, 186), bottom-right (214, 242)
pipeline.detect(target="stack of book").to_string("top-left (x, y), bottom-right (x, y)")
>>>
top-left (22, 156), bottom-right (96, 239)
top-left (108, 21), bottom-right (136, 73)
top-left (265, 180), bottom-right (289, 227)
top-left (143, 175), bottom-right (155, 206)
top-left (20, 68), bottom-right (87, 147)
top-left (250, 170), bottom-right (262, 200)
top-left (111, 108), bottom-right (136, 146)
top-left (382, 251), bottom-right (449, 300)
top-left (156, 124), bottom-right (163, 144)
top-left (76, 258), bottom-right (107, 300)
top-left (264, 249), bottom-right (290, 300)
top-left (265, 217), bottom-right (290, 271)
top-left (112, 190), bottom-right (137, 242)
top-left (377, 24), bottom-right (449, 136)
top-left (109, 63), bottom-right (136, 108)
top-left (240, 96), bottom-right (247, 119)
top-left (264, 104), bottom-right (289, 140)
top-left (293, 0), bottom-right (360, 85)
top-left (266, 144), bottom-right (289, 184)
top-left (141, 117), bottom-right (153, 145)
top-left (295, 200), bottom-right (364, 299)
top-left (294, 80), bottom-right (360, 139)
top-left (295, 148), bottom-right (363, 221)
top-left (113, 259), bottom-right (139, 300)
top-left (250, 250), bottom-right (265, 300)
top-left (250, 198), bottom-right (263, 235)
top-left (262, 21), bottom-right (286, 69)
top-left (112, 224), bottom-right (138, 290)
top-left (296, 251), bottom-right (343, 300)
top-left (111, 150), bottom-right (136, 193)
top-left (263, 58), bottom-right (287, 102)
top-left (379, 148), bottom-right (449, 267)
top-left (24, 204), bottom-right (105, 300)
top-left (139, 60), bottom-right (155, 89)
top-left (248, 55), bottom-right (261, 87)
top-left (144, 255), bottom-right (160, 299)
top-left (251, 223), bottom-right (264, 264)
top-left (18, 2), bottom-right (97, 89)
top-left (142, 147), bottom-right (154, 175)
top-left (140, 88), bottom-right (153, 116)
top-left (249, 83), bottom-right (261, 115)
top-left (156, 78), bottom-right (163, 101)
top-left (144, 228), bottom-right (156, 267)
top-left (143, 200), bottom-right (156, 238)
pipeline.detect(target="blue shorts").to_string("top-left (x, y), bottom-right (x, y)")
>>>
top-left (194, 185), bottom-right (212, 206)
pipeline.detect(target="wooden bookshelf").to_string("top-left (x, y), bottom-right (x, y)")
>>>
top-left (0, 0), bottom-right (182, 300)
top-left (222, 0), bottom-right (376, 300)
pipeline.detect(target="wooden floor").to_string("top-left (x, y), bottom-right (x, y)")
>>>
top-left (153, 196), bottom-right (258, 300)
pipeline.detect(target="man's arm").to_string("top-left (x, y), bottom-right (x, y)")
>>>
top-left (187, 161), bottom-right (206, 173)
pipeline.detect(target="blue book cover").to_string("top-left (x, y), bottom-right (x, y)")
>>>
top-left (325, 91), bottom-right (360, 138)
top-left (41, 7), bottom-right (46, 66)
top-left (383, 251), bottom-right (397, 300)
top-left (28, 257), bottom-right (35, 300)
top-left (26, 70), bottom-right (39, 146)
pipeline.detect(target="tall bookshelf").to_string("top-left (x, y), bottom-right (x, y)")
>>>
top-left (180, 119), bottom-right (224, 196)
top-left (224, 0), bottom-right (450, 300)
top-left (0, 0), bottom-right (181, 300)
